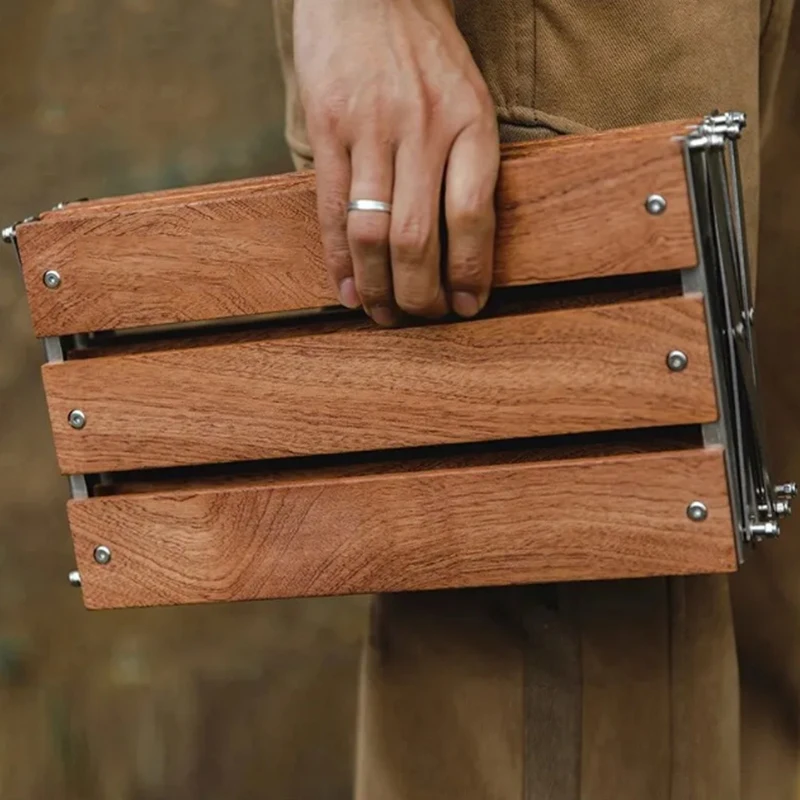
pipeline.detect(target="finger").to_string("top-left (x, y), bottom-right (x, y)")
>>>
top-left (348, 139), bottom-right (396, 326)
top-left (444, 120), bottom-right (500, 317)
top-left (389, 139), bottom-right (448, 318)
top-left (313, 137), bottom-right (360, 309)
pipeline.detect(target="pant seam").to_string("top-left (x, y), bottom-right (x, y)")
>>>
top-left (760, 0), bottom-right (777, 42)
top-left (523, 619), bottom-right (529, 800)
top-left (532, 0), bottom-right (538, 111)
top-left (574, 592), bottom-right (583, 800)
top-left (667, 579), bottom-right (676, 800)
top-left (512, 0), bottom-right (520, 107)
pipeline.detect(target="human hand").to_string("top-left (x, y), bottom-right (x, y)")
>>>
top-left (294, 0), bottom-right (500, 325)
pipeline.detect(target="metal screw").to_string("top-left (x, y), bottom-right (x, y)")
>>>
top-left (687, 501), bottom-right (708, 522)
top-left (68, 570), bottom-right (82, 587)
top-left (776, 482), bottom-right (798, 499)
top-left (1, 225), bottom-right (15, 244)
top-left (645, 194), bottom-right (667, 215)
top-left (667, 350), bottom-right (688, 372)
top-left (43, 270), bottom-right (62, 289)
top-left (750, 521), bottom-right (780, 540)
top-left (68, 409), bottom-right (86, 429)
top-left (775, 500), bottom-right (792, 518)
top-left (93, 545), bottom-right (112, 565)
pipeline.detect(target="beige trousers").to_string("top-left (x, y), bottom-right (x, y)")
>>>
top-left (271, 1), bottom-right (797, 797)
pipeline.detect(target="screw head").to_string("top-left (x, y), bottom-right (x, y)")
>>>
top-left (43, 270), bottom-right (62, 289)
top-left (775, 500), bottom-right (792, 518)
top-left (687, 501), bottom-right (708, 522)
top-left (645, 194), bottom-right (667, 215)
top-left (667, 350), bottom-right (688, 372)
top-left (776, 482), bottom-right (798, 499)
top-left (68, 570), bottom-right (82, 587)
top-left (68, 409), bottom-right (86, 429)
top-left (93, 545), bottom-right (112, 565)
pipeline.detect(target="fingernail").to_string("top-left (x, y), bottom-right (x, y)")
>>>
top-left (370, 305), bottom-right (395, 327)
top-left (452, 291), bottom-right (480, 318)
top-left (338, 277), bottom-right (361, 309)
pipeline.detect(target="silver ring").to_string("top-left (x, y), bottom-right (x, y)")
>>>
top-left (347, 199), bottom-right (392, 214)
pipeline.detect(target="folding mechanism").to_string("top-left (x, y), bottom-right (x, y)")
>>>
top-left (4, 112), bottom-right (793, 609)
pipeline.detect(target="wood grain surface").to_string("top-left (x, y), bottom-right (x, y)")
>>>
top-left (43, 295), bottom-right (717, 474)
top-left (17, 120), bottom-right (697, 337)
top-left (68, 446), bottom-right (736, 609)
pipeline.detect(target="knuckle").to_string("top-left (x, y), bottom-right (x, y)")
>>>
top-left (310, 90), bottom-right (346, 132)
top-left (451, 201), bottom-right (490, 232)
top-left (349, 217), bottom-right (389, 251)
top-left (449, 252), bottom-right (488, 290)
top-left (323, 243), bottom-right (352, 279)
top-left (391, 220), bottom-right (434, 264)
top-left (445, 81), bottom-right (495, 128)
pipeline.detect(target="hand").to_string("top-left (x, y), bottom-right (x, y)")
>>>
top-left (294, 0), bottom-right (500, 325)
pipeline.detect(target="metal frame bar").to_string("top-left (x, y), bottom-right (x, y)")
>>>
top-left (682, 112), bottom-right (794, 557)
top-left (3, 237), bottom-right (92, 507)
top-left (681, 146), bottom-right (746, 562)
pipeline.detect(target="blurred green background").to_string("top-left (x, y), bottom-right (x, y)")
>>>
top-left (0, 2), bottom-right (366, 798)
top-left (0, 2), bottom-right (799, 798)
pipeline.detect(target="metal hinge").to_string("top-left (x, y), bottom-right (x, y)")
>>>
top-left (2, 198), bottom-right (88, 245)
top-left (683, 111), bottom-right (794, 554)
top-left (2, 216), bottom-right (36, 245)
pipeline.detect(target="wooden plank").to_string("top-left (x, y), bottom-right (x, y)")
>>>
top-left (40, 119), bottom-right (692, 219)
top-left (17, 120), bottom-right (697, 338)
top-left (43, 295), bottom-right (717, 474)
top-left (69, 447), bottom-right (736, 609)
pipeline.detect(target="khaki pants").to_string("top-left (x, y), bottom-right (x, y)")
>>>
top-left (272, 1), bottom-right (797, 797)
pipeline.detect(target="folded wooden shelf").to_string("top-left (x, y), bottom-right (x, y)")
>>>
top-left (4, 112), bottom-right (792, 609)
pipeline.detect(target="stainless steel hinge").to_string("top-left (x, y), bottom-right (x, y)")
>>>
top-left (2, 198), bottom-right (88, 245)
top-left (683, 111), bottom-right (794, 555)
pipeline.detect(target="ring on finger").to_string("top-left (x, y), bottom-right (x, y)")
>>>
top-left (347, 199), bottom-right (393, 214)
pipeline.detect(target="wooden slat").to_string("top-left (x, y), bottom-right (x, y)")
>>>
top-left (69, 447), bottom-right (736, 609)
top-left (17, 120), bottom-right (697, 338)
top-left (43, 295), bottom-right (717, 474)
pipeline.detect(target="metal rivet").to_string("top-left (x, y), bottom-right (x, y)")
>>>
top-left (93, 545), bottom-right (112, 565)
top-left (68, 570), bottom-right (82, 587)
top-left (68, 409), bottom-right (86, 430)
top-left (775, 500), bottom-right (792, 518)
top-left (750, 521), bottom-right (780, 540)
top-left (43, 269), bottom-right (62, 289)
top-left (645, 194), bottom-right (667, 215)
top-left (667, 350), bottom-right (688, 372)
top-left (687, 501), bottom-right (708, 522)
